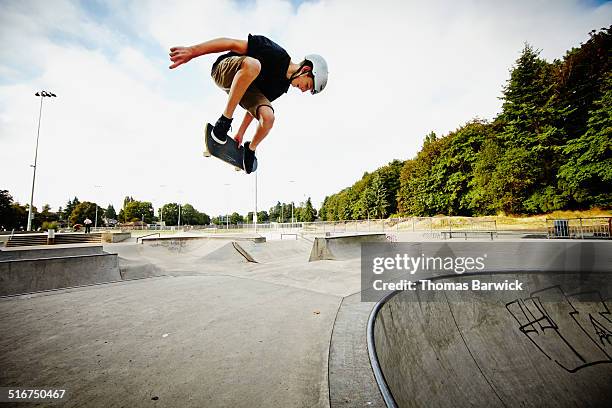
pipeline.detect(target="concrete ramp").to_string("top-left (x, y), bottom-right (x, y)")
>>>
top-left (371, 272), bottom-right (612, 407)
top-left (309, 233), bottom-right (388, 261)
top-left (239, 240), bottom-right (312, 263)
top-left (200, 242), bottom-right (257, 263)
top-left (0, 253), bottom-right (120, 296)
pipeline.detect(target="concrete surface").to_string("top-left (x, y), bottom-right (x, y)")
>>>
top-left (0, 235), bottom-right (369, 407)
top-left (372, 272), bottom-right (612, 407)
top-left (1, 235), bottom-right (610, 407)
top-left (0, 275), bottom-right (339, 408)
top-left (328, 293), bottom-right (385, 407)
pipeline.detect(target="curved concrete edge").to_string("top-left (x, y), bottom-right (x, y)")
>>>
top-left (366, 269), bottom-right (612, 408)
top-left (366, 291), bottom-right (399, 408)
top-left (328, 292), bottom-right (386, 408)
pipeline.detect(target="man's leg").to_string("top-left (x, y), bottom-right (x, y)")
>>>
top-left (223, 57), bottom-right (261, 119)
top-left (242, 105), bottom-right (274, 174)
top-left (211, 56), bottom-right (261, 144)
top-left (249, 106), bottom-right (275, 150)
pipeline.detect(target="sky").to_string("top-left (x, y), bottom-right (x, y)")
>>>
top-left (1, 0), bottom-right (610, 218)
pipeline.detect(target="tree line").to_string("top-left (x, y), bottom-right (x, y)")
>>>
top-left (320, 27), bottom-right (611, 219)
top-left (0, 189), bottom-right (320, 231)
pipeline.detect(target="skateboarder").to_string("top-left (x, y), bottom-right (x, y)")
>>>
top-left (169, 34), bottom-right (328, 173)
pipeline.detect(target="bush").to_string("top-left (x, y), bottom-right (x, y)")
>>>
top-left (41, 221), bottom-right (59, 231)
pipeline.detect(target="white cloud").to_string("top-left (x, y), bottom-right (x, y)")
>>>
top-left (1, 0), bottom-right (610, 218)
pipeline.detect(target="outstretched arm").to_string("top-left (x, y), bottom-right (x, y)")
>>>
top-left (169, 37), bottom-right (247, 69)
top-left (234, 112), bottom-right (255, 145)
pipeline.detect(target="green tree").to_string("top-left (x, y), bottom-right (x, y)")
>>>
top-left (0, 190), bottom-right (14, 229)
top-left (124, 201), bottom-right (154, 223)
top-left (64, 197), bottom-right (80, 223)
top-left (397, 133), bottom-right (447, 216)
top-left (555, 27), bottom-right (611, 141)
top-left (0, 190), bottom-right (29, 230)
top-left (496, 44), bottom-right (565, 213)
top-left (70, 202), bottom-right (102, 225)
top-left (558, 73), bottom-right (612, 207)
top-left (175, 204), bottom-right (210, 225)
top-left (300, 198), bottom-right (317, 222)
top-left (39, 204), bottom-right (58, 224)
top-left (11, 203), bottom-right (28, 230)
top-left (369, 174), bottom-right (389, 218)
top-left (180, 204), bottom-right (198, 225)
top-left (105, 204), bottom-right (117, 220)
top-left (160, 203), bottom-right (179, 225)
top-left (246, 211), bottom-right (269, 223)
top-left (229, 212), bottom-right (243, 225)
top-left (269, 201), bottom-right (281, 222)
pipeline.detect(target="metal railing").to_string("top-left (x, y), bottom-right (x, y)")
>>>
top-left (88, 217), bottom-right (499, 234)
top-left (546, 217), bottom-right (612, 239)
top-left (136, 233), bottom-right (161, 243)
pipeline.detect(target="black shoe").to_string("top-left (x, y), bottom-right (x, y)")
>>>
top-left (211, 115), bottom-right (232, 144)
top-left (243, 142), bottom-right (257, 174)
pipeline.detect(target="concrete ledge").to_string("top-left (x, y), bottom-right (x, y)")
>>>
top-left (101, 232), bottom-right (131, 243)
top-left (0, 253), bottom-right (120, 296)
top-left (309, 233), bottom-right (388, 261)
top-left (141, 235), bottom-right (266, 245)
top-left (0, 245), bottom-right (104, 261)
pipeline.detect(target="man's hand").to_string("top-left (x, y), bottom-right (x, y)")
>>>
top-left (169, 46), bottom-right (195, 69)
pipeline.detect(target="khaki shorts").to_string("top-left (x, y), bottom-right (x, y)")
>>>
top-left (211, 56), bottom-right (273, 119)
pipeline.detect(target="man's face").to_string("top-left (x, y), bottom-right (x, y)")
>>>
top-left (291, 73), bottom-right (314, 93)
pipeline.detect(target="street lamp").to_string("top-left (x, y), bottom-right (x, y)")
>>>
top-left (94, 185), bottom-right (103, 229)
top-left (177, 189), bottom-right (184, 228)
top-left (27, 90), bottom-right (57, 231)
top-left (178, 203), bottom-right (181, 227)
top-left (159, 185), bottom-right (167, 226)
top-left (254, 173), bottom-right (258, 232)
top-left (224, 183), bottom-right (231, 229)
top-left (289, 180), bottom-right (296, 227)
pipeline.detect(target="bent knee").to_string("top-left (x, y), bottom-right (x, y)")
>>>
top-left (258, 106), bottom-right (275, 130)
top-left (241, 57), bottom-right (261, 76)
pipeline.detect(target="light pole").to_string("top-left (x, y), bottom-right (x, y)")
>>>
top-left (254, 173), bottom-right (258, 232)
top-left (159, 185), bottom-right (167, 226)
top-left (27, 90), bottom-right (56, 231)
top-left (224, 183), bottom-right (231, 230)
top-left (94, 185), bottom-right (103, 229)
top-left (177, 189), bottom-right (183, 228)
top-left (289, 180), bottom-right (296, 227)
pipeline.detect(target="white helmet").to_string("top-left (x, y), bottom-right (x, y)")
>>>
top-left (305, 54), bottom-right (328, 94)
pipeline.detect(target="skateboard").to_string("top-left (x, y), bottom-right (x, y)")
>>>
top-left (204, 123), bottom-right (258, 172)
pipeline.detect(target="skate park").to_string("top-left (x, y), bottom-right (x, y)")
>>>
top-left (1, 220), bottom-right (611, 408)
top-left (2, 2), bottom-right (612, 405)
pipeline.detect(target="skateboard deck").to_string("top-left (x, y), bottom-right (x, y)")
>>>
top-left (204, 123), bottom-right (257, 172)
